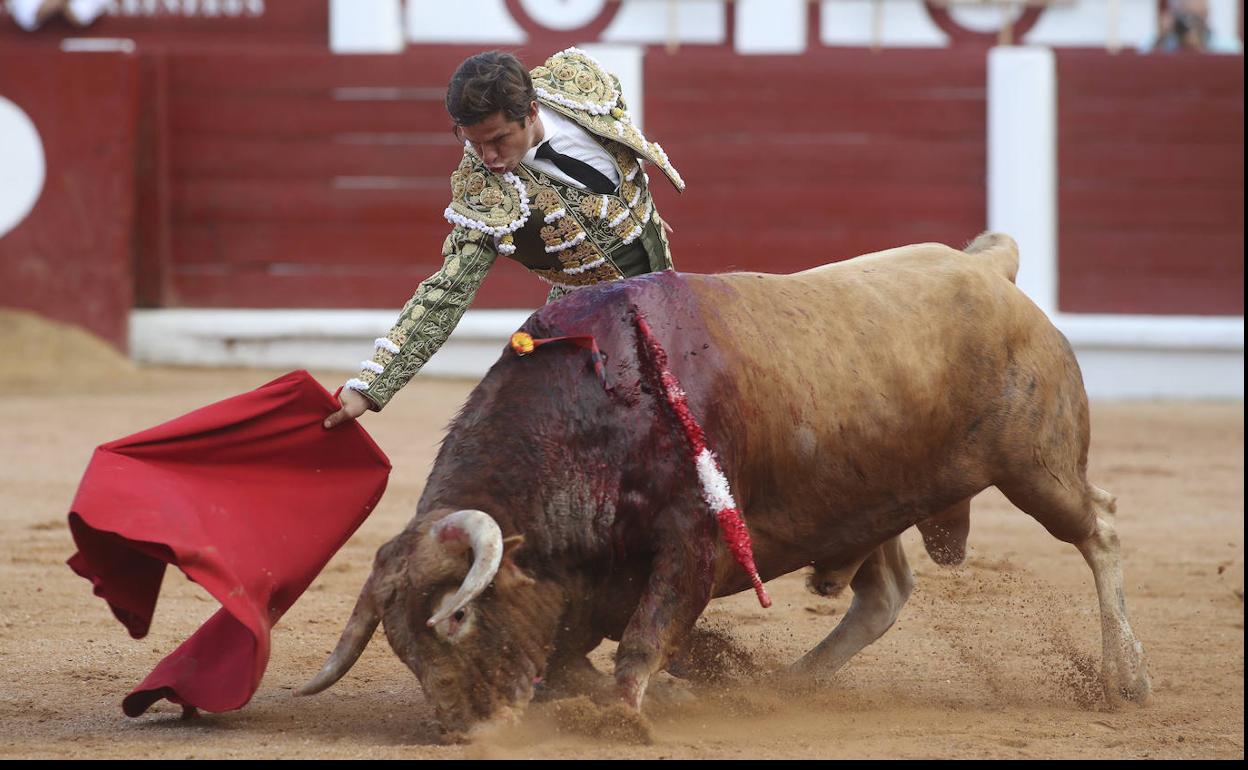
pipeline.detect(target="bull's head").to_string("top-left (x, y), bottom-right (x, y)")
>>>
top-left (298, 509), bottom-right (562, 739)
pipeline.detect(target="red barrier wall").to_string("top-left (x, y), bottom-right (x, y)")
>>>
top-left (1057, 50), bottom-right (1244, 316)
top-left (148, 46), bottom-right (989, 312)
top-left (0, 51), bottom-right (139, 350)
top-left (148, 47), bottom-right (559, 312)
top-left (643, 48), bottom-right (988, 274)
top-left (1, 37), bottom-right (1242, 349)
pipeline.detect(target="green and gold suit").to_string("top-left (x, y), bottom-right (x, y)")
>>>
top-left (347, 47), bottom-right (685, 410)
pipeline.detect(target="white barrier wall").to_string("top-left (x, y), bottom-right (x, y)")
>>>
top-left (988, 46), bottom-right (1057, 315)
top-left (330, 0), bottom-right (404, 53)
top-left (736, 0), bottom-right (806, 54)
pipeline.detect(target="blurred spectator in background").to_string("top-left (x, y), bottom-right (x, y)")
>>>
top-left (11, 0), bottom-right (109, 31)
top-left (1154, 0), bottom-right (1213, 51)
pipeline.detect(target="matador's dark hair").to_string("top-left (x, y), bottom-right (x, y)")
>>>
top-left (446, 51), bottom-right (536, 127)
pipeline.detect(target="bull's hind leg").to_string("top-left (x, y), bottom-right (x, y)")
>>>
top-left (792, 536), bottom-right (914, 679)
top-left (1000, 477), bottom-right (1152, 707)
top-left (1076, 486), bottom-right (1153, 706)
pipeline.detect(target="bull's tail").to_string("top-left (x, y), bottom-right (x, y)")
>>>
top-left (964, 231), bottom-right (1019, 284)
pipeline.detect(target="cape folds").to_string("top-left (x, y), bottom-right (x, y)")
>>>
top-left (66, 370), bottom-right (391, 716)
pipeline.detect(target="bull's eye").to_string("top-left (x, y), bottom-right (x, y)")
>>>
top-left (431, 594), bottom-right (476, 642)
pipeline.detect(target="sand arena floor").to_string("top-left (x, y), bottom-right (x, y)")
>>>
top-left (0, 311), bottom-right (1242, 758)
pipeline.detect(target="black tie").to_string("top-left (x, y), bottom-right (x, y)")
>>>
top-left (535, 141), bottom-right (616, 195)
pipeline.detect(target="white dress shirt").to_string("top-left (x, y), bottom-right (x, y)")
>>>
top-left (522, 105), bottom-right (621, 191)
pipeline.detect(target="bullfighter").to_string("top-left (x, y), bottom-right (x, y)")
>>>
top-left (325, 47), bottom-right (684, 427)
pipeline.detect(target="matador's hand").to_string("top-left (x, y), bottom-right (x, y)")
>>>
top-left (660, 218), bottom-right (674, 237)
top-left (324, 387), bottom-right (371, 429)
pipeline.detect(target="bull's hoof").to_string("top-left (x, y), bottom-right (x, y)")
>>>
top-left (617, 679), bottom-right (644, 711)
top-left (1104, 671), bottom-right (1154, 709)
top-left (773, 663), bottom-right (828, 693)
top-left (543, 696), bottom-right (654, 745)
top-left (644, 672), bottom-right (697, 707)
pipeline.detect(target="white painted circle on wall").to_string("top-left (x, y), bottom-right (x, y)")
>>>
top-left (518, 0), bottom-right (607, 31)
top-left (0, 97), bottom-right (45, 240)
top-left (948, 4), bottom-right (1024, 33)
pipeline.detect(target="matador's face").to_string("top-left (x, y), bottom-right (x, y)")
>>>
top-left (457, 102), bottom-right (542, 175)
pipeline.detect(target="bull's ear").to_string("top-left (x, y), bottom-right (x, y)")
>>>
top-left (495, 535), bottom-right (536, 591)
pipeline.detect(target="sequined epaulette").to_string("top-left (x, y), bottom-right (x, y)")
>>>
top-left (532, 47), bottom-right (685, 193)
top-left (444, 151), bottom-right (532, 236)
top-left (530, 46), bottom-right (620, 116)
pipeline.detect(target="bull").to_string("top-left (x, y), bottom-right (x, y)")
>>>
top-left (299, 233), bottom-right (1152, 737)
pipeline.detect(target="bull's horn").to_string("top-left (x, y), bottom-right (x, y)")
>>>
top-left (426, 510), bottom-right (504, 627)
top-left (296, 575), bottom-right (381, 696)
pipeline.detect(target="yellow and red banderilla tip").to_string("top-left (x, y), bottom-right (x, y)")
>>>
top-left (510, 331), bottom-right (535, 355)
top-left (510, 330), bottom-right (609, 389)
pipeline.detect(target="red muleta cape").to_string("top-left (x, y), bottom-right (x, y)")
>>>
top-left (66, 370), bottom-right (390, 717)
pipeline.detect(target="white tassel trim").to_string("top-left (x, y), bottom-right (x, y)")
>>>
top-left (443, 171), bottom-right (531, 236)
top-left (344, 378), bottom-right (372, 393)
top-left (695, 448), bottom-right (737, 512)
top-left (649, 142), bottom-right (685, 187)
top-left (640, 199), bottom-right (653, 224)
top-left (608, 207), bottom-right (631, 228)
top-left (621, 223), bottom-right (643, 245)
top-left (628, 187), bottom-right (642, 208)
top-left (544, 231), bottom-right (586, 253)
top-left (563, 255), bottom-right (607, 275)
top-left (544, 208), bottom-right (566, 223)
top-left (598, 196), bottom-right (609, 219)
top-left (374, 337), bottom-right (400, 354)
top-left (624, 164), bottom-right (639, 183)
top-left (497, 240), bottom-right (517, 255)
top-left (535, 85), bottom-right (617, 116)
top-left (361, 360), bottom-right (384, 374)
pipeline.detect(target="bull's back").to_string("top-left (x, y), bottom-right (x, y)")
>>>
top-left (683, 240), bottom-right (1080, 574)
top-left (687, 241), bottom-right (1039, 432)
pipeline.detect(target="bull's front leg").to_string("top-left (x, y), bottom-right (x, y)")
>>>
top-left (614, 527), bottom-right (716, 710)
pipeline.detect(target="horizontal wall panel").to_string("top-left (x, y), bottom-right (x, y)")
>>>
top-left (169, 258), bottom-right (548, 310)
top-left (1057, 50), bottom-right (1244, 315)
top-left (173, 136), bottom-right (463, 179)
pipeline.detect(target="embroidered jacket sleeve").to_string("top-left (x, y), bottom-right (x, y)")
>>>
top-left (346, 227), bottom-right (497, 410)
